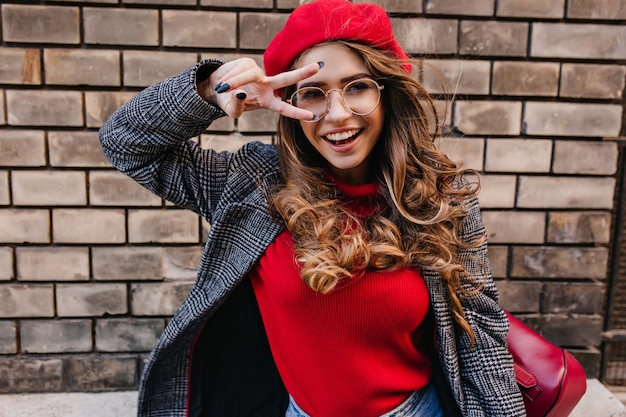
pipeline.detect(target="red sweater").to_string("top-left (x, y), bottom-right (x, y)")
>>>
top-left (249, 179), bottom-right (431, 417)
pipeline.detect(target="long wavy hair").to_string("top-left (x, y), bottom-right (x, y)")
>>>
top-left (269, 41), bottom-right (483, 343)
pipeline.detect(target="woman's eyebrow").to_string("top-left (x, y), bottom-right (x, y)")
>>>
top-left (298, 73), bottom-right (373, 89)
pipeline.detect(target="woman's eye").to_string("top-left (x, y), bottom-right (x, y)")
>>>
top-left (346, 81), bottom-right (371, 93)
top-left (298, 89), bottom-right (323, 102)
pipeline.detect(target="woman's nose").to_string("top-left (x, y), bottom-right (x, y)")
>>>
top-left (324, 90), bottom-right (352, 122)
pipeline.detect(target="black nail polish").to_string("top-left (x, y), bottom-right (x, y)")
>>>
top-left (214, 81), bottom-right (223, 91)
top-left (216, 83), bottom-right (230, 93)
top-left (236, 92), bottom-right (247, 100)
top-left (317, 61), bottom-right (325, 69)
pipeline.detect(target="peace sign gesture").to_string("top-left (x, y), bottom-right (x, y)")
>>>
top-left (198, 58), bottom-right (321, 121)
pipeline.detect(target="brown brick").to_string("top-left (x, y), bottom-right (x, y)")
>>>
top-left (422, 59), bottom-right (490, 95)
top-left (0, 209), bottom-right (50, 244)
top-left (0, 247), bottom-right (12, 280)
top-left (0, 92), bottom-right (5, 125)
top-left (92, 247), bottom-right (162, 281)
top-left (202, 217), bottom-right (211, 242)
top-left (0, 130), bottom-right (46, 166)
top-left (6, 90), bottom-right (83, 127)
top-left (123, 51), bottom-right (198, 87)
top-left (128, 210), bottom-right (200, 243)
top-left (85, 91), bottom-right (136, 128)
top-left (21, 320), bottom-right (92, 353)
top-left (522, 314), bottom-right (602, 346)
top-left (0, 358), bottom-right (63, 392)
top-left (89, 171), bottom-right (161, 206)
top-left (496, 281), bottom-right (541, 312)
top-left (238, 109), bottom-right (281, 133)
top-left (49, 131), bottom-right (111, 168)
top-left (436, 137), bottom-right (484, 171)
top-left (0, 171), bottom-right (8, 205)
top-left (492, 62), bottom-right (559, 96)
top-left (482, 211), bottom-right (545, 244)
top-left (16, 247), bottom-right (89, 282)
top-left (0, 284), bottom-right (54, 317)
top-left (128, 0), bottom-right (195, 4)
top-left (239, 13), bottom-right (288, 50)
top-left (0, 48), bottom-right (41, 85)
top-left (52, 209), bottom-right (125, 244)
top-left (353, 0), bottom-right (422, 13)
top-left (479, 175), bottom-right (516, 208)
top-left (12, 171), bottom-right (86, 206)
top-left (518, 176), bottom-right (615, 209)
top-left (460, 21), bottom-right (528, 56)
top-left (1, 4), bottom-right (79, 44)
top-left (57, 283), bottom-right (127, 317)
top-left (524, 102), bottom-right (622, 137)
top-left (392, 18), bottom-right (458, 55)
top-left (568, 0), bottom-right (626, 19)
top-left (511, 246), bottom-right (608, 279)
top-left (163, 246), bottom-right (203, 280)
top-left (45, 49), bottom-right (120, 86)
top-left (547, 211), bottom-right (611, 244)
top-left (163, 10), bottom-right (236, 49)
top-left (532, 23), bottom-right (626, 60)
top-left (485, 138), bottom-right (552, 173)
top-left (200, 0), bottom-right (272, 6)
top-left (200, 134), bottom-right (270, 153)
top-left (553, 140), bottom-right (618, 175)
top-left (544, 282), bottom-right (605, 314)
top-left (497, 0), bottom-right (565, 18)
top-left (131, 282), bottom-right (194, 316)
top-left (67, 357), bottom-right (137, 390)
top-left (428, 100), bottom-right (453, 132)
top-left (84, 8), bottom-right (158, 46)
top-left (454, 101), bottom-right (522, 135)
top-left (96, 319), bottom-right (164, 352)
top-left (573, 348), bottom-right (600, 379)
top-left (276, 0), bottom-right (301, 8)
top-left (0, 321), bottom-right (17, 354)
top-left (425, 0), bottom-right (494, 15)
top-left (561, 64), bottom-right (626, 99)
top-left (206, 116), bottom-right (236, 133)
top-left (487, 245), bottom-right (508, 278)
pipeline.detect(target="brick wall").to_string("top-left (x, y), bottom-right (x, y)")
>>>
top-left (0, 0), bottom-right (624, 392)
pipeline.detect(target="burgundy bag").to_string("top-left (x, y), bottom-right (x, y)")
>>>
top-left (505, 311), bottom-right (587, 417)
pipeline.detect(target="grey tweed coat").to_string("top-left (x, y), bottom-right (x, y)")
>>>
top-left (99, 60), bottom-right (526, 417)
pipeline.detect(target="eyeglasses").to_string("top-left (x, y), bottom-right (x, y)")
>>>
top-left (288, 78), bottom-right (384, 122)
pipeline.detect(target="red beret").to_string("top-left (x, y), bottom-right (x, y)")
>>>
top-left (264, 0), bottom-right (411, 79)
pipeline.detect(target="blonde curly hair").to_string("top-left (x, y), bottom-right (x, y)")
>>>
top-left (269, 41), bottom-right (483, 344)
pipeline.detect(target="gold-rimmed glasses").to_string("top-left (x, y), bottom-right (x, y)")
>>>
top-left (288, 78), bottom-right (384, 122)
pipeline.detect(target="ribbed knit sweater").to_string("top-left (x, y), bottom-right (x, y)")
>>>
top-left (249, 178), bottom-right (432, 417)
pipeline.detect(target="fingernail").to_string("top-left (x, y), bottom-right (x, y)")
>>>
top-left (236, 92), bottom-right (247, 100)
top-left (317, 61), bottom-right (325, 69)
top-left (311, 114), bottom-right (320, 121)
top-left (214, 81), bottom-right (223, 91)
top-left (216, 83), bottom-right (230, 94)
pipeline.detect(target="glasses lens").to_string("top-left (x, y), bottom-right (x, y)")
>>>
top-left (290, 78), bottom-right (382, 120)
top-left (343, 79), bottom-right (381, 116)
top-left (291, 87), bottom-right (327, 117)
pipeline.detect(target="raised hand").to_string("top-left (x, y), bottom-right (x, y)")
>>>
top-left (199, 58), bottom-right (321, 121)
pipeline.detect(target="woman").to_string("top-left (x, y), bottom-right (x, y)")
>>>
top-left (99, 0), bottom-right (526, 416)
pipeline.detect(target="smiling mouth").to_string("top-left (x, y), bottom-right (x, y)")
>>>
top-left (323, 129), bottom-right (362, 146)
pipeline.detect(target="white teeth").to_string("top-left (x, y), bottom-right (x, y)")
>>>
top-left (325, 129), bottom-right (360, 142)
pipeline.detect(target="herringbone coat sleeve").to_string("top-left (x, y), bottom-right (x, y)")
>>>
top-left (98, 59), bottom-right (234, 222)
top-left (453, 196), bottom-right (526, 416)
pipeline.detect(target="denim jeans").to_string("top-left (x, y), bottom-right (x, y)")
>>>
top-left (285, 383), bottom-right (444, 417)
